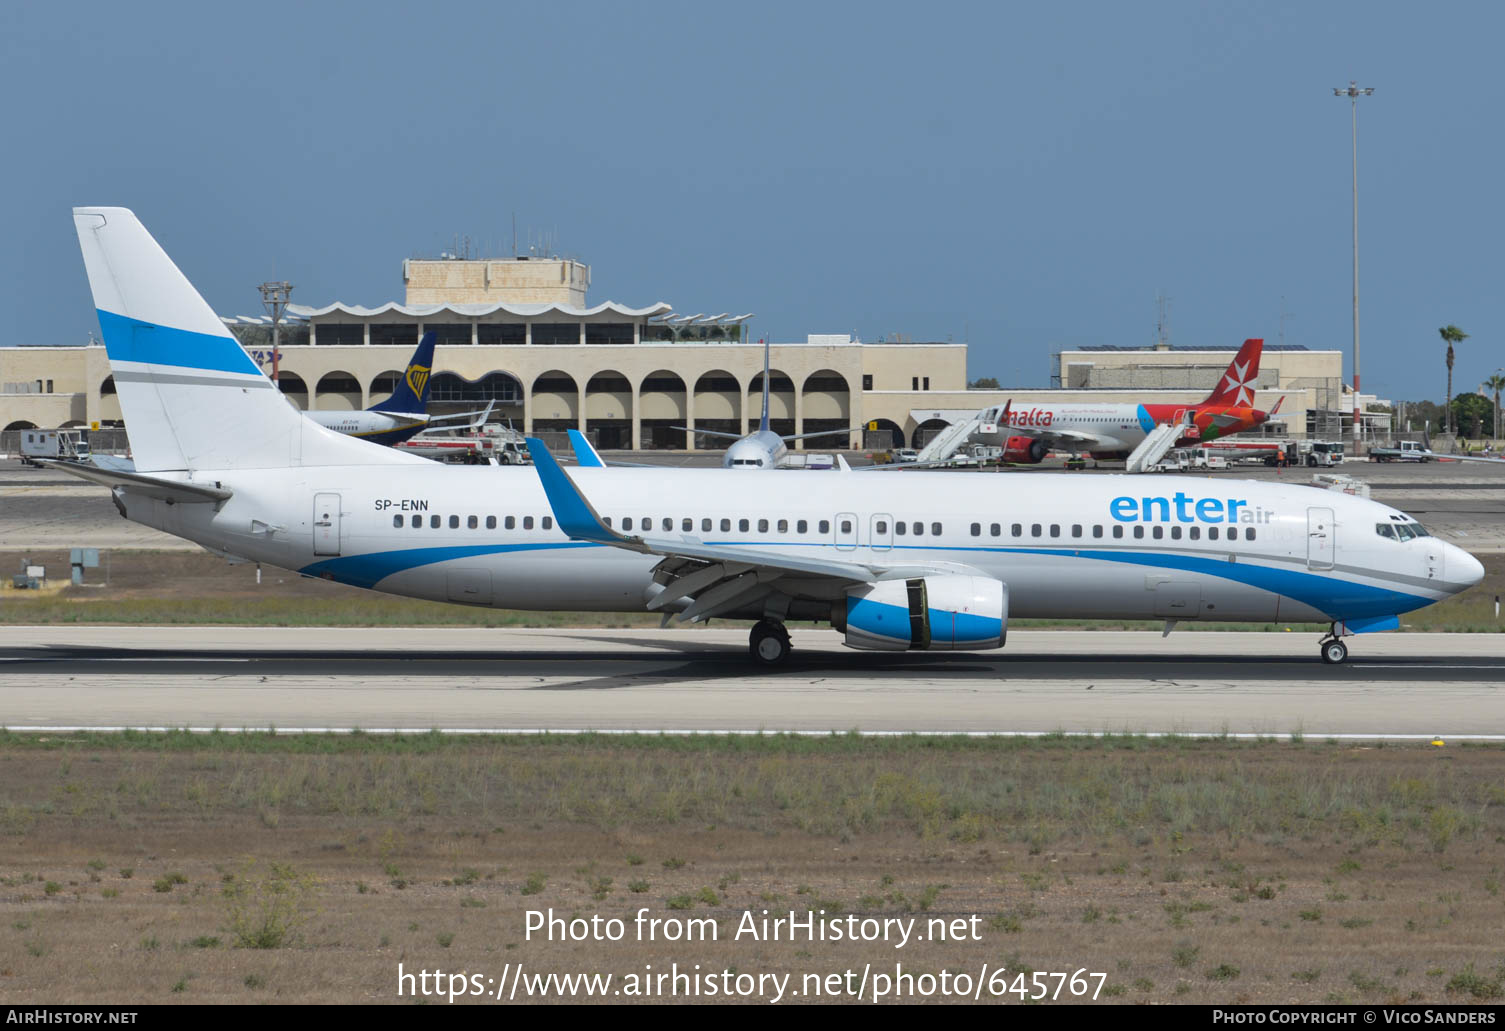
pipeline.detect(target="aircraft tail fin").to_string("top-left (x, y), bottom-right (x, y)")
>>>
top-left (73, 207), bottom-right (412, 473)
top-left (1201, 338), bottom-right (1263, 407)
top-left (371, 331), bottom-right (436, 414)
top-left (758, 336), bottom-right (771, 433)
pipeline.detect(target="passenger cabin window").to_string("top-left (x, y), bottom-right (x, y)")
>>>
top-left (1031, 524), bottom-right (1042, 537)
top-left (413, 518), bottom-right (422, 531)
top-left (1049, 524), bottom-right (1060, 538)
top-left (430, 515), bottom-right (440, 529)
top-left (1209, 527), bottom-right (1219, 540)
top-left (1170, 526), bottom-right (1181, 540)
top-left (1112, 526), bottom-right (1124, 538)
top-left (1133, 526), bottom-right (1144, 539)
top-left (895, 522), bottom-right (906, 536)
top-left (683, 518), bottom-right (693, 532)
top-left (739, 519), bottom-right (750, 532)
top-left (878, 521), bottom-right (889, 534)
top-left (702, 519), bottom-right (712, 532)
top-left (1189, 526), bottom-right (1199, 540)
top-left (393, 514), bottom-right (403, 528)
top-left (931, 523), bottom-right (942, 536)
top-left (523, 516), bottom-right (534, 530)
top-left (912, 522), bottom-right (923, 536)
top-left (663, 518), bottom-right (672, 532)
top-left (508, 516), bottom-right (519, 530)
top-left (543, 517), bottom-right (553, 530)
top-left (991, 523), bottom-right (1001, 537)
top-left (841, 519), bottom-right (853, 534)
top-left (721, 519), bottom-right (731, 532)
top-left (970, 523), bottom-right (981, 536)
top-left (487, 516), bottom-right (497, 529)
top-left (778, 519), bottom-right (788, 533)
top-left (468, 515), bottom-right (478, 529)
top-left (1092, 525), bottom-right (1103, 539)
top-left (447, 515), bottom-right (458, 529)
top-left (1152, 526), bottom-right (1163, 539)
top-left (1245, 528), bottom-right (1255, 541)
top-left (1227, 527), bottom-right (1238, 541)
top-left (1071, 524), bottom-right (1082, 538)
top-left (758, 519), bottom-right (769, 533)
top-left (819, 520), bottom-right (830, 534)
top-left (797, 520), bottom-right (808, 534)
top-left (1012, 523), bottom-right (1022, 537)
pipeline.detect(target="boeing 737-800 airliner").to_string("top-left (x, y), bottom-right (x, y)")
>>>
top-left (49, 208), bottom-right (1483, 667)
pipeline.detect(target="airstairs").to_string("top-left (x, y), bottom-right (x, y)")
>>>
top-left (916, 413), bottom-right (985, 463)
top-left (1125, 415), bottom-right (1188, 473)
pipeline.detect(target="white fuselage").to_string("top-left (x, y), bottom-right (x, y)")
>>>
top-left (117, 464), bottom-right (1480, 627)
top-left (970, 403), bottom-right (1151, 453)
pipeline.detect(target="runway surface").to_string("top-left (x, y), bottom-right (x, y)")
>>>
top-left (3, 627), bottom-right (1503, 737)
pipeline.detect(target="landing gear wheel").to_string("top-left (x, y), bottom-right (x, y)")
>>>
top-left (749, 620), bottom-right (791, 666)
top-left (1320, 639), bottom-right (1348, 665)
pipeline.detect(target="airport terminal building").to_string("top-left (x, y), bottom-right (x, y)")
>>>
top-left (2, 251), bottom-right (1383, 449)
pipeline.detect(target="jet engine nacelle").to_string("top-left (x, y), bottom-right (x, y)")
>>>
top-left (839, 575), bottom-right (1007, 651)
top-left (1003, 435), bottom-right (1048, 464)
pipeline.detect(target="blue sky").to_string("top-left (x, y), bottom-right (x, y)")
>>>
top-left (3, 1), bottom-right (1501, 400)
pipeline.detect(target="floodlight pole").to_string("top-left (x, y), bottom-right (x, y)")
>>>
top-left (1334, 81), bottom-right (1374, 450)
top-left (259, 281), bottom-right (293, 382)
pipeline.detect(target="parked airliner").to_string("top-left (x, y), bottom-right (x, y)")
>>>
top-left (679, 339), bottom-right (852, 468)
top-left (974, 338), bottom-right (1275, 462)
top-left (51, 208), bottom-right (1483, 666)
top-left (303, 331), bottom-right (493, 446)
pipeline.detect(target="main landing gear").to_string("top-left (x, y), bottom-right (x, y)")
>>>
top-left (1319, 623), bottom-right (1349, 665)
top-left (749, 619), bottom-right (792, 666)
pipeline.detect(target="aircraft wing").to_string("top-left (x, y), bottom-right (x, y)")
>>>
top-left (673, 426), bottom-right (744, 441)
top-left (780, 427), bottom-right (857, 442)
top-left (36, 459), bottom-right (233, 503)
top-left (525, 439), bottom-right (985, 620)
top-left (1003, 425), bottom-right (1121, 450)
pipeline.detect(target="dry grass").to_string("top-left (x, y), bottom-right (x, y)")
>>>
top-left (0, 733), bottom-right (1502, 1003)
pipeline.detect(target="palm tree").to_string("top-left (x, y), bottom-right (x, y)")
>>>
top-left (1439, 325), bottom-right (1469, 435)
top-left (1487, 372), bottom-right (1505, 446)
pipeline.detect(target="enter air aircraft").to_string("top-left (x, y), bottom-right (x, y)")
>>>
top-left (52, 208), bottom-right (1483, 666)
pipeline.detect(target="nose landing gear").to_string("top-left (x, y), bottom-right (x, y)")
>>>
top-left (1319, 621), bottom-right (1351, 664)
top-left (749, 620), bottom-right (792, 666)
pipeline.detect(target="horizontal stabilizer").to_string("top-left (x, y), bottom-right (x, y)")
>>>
top-left (37, 459), bottom-right (232, 503)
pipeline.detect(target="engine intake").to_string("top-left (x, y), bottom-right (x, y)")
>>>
top-left (1003, 435), bottom-right (1048, 464)
top-left (841, 575), bottom-right (1006, 651)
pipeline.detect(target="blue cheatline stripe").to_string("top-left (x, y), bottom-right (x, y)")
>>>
top-left (971, 545), bottom-right (1424, 620)
top-left (300, 542), bottom-right (603, 590)
top-left (1344, 614), bottom-right (1400, 634)
top-left (96, 309), bottom-right (261, 376)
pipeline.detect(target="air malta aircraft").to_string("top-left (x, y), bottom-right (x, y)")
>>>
top-left (972, 338), bottom-right (1275, 462)
top-left (47, 209), bottom-right (1482, 668)
top-left (303, 332), bottom-right (492, 446)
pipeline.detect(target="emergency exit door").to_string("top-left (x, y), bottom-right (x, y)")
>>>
top-left (313, 493), bottom-right (342, 556)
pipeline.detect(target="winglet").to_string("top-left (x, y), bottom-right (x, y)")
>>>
top-left (1270, 395), bottom-right (1285, 416)
top-left (566, 428), bottom-right (606, 467)
top-left (526, 438), bottom-right (641, 548)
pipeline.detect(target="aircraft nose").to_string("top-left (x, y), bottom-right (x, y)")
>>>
top-left (1450, 545), bottom-right (1485, 591)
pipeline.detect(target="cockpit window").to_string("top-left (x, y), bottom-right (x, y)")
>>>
top-left (1394, 523), bottom-right (1417, 542)
top-left (1410, 522), bottom-right (1430, 538)
top-left (1375, 523), bottom-right (1396, 540)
